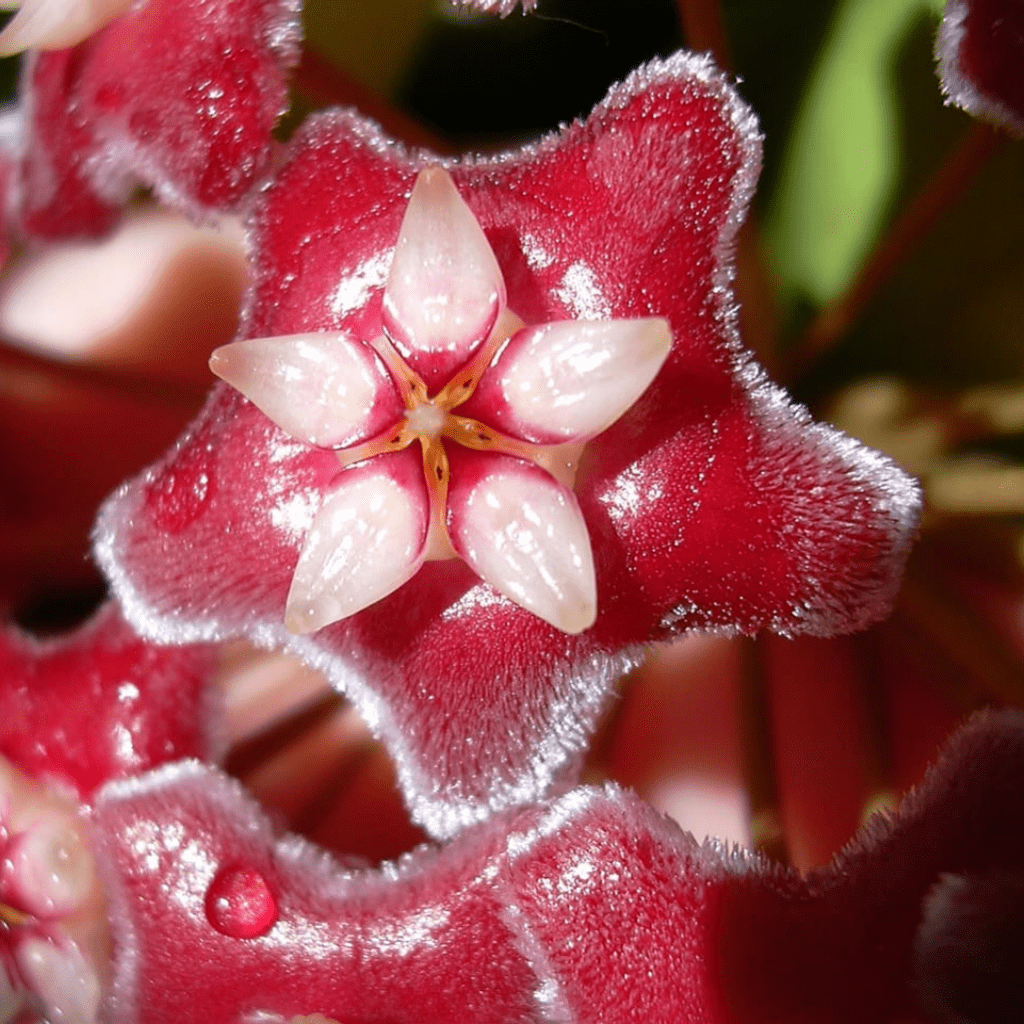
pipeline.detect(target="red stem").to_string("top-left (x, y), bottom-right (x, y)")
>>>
top-left (785, 123), bottom-right (1004, 382)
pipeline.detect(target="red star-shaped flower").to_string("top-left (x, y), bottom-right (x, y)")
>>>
top-left (936, 0), bottom-right (1024, 137)
top-left (0, 602), bottom-right (218, 1023)
top-left (87, 710), bottom-right (1024, 1024)
top-left (95, 52), bottom-right (921, 838)
top-left (6, 0), bottom-right (302, 240)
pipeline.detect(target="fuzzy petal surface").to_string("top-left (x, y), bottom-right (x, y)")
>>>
top-left (936, 0), bottom-right (1024, 136)
top-left (88, 711), bottom-right (1024, 1024)
top-left (0, 602), bottom-right (218, 796)
top-left (91, 762), bottom-right (543, 1024)
top-left (13, 0), bottom-right (302, 239)
top-left (96, 52), bottom-right (921, 837)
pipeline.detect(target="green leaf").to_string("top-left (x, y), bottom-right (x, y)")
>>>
top-left (763, 0), bottom-right (944, 312)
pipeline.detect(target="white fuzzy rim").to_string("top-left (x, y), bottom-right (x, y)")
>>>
top-left (935, 0), bottom-right (1024, 137)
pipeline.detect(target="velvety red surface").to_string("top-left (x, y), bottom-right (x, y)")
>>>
top-left (14, 0), bottom-right (300, 239)
top-left (92, 711), bottom-right (1024, 1024)
top-left (0, 602), bottom-right (217, 796)
top-left (96, 52), bottom-right (919, 836)
top-left (959, 0), bottom-right (1024, 129)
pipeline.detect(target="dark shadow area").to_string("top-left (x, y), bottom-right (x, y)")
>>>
top-left (13, 580), bottom-right (107, 635)
top-left (400, 0), bottom-right (682, 149)
top-left (723, 0), bottom-right (842, 211)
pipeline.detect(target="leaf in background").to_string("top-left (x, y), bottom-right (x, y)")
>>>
top-left (764, 0), bottom-right (944, 315)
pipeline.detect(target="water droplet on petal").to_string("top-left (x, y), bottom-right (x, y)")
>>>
top-left (204, 864), bottom-right (277, 939)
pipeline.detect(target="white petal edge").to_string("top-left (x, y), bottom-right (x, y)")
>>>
top-left (382, 166), bottom-right (506, 358)
top-left (451, 468), bottom-right (597, 634)
top-left (0, 0), bottom-right (132, 55)
top-left (285, 470), bottom-right (428, 634)
top-left (210, 333), bottom-right (397, 449)
top-left (498, 317), bottom-right (672, 441)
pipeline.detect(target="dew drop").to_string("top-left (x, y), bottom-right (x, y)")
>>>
top-left (204, 864), bottom-right (277, 939)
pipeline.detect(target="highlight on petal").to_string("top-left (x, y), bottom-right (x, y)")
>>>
top-left (0, 0), bottom-right (131, 55)
top-left (448, 456), bottom-right (597, 634)
top-left (210, 333), bottom-right (402, 449)
top-left (0, 602), bottom-right (217, 797)
top-left (471, 317), bottom-right (672, 444)
top-left (285, 456), bottom-right (430, 634)
top-left (382, 167), bottom-right (505, 376)
top-left (91, 762), bottom-right (541, 1024)
top-left (936, 0), bottom-right (1024, 137)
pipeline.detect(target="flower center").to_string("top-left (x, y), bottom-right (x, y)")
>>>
top-left (404, 401), bottom-right (447, 440)
top-left (209, 165), bottom-right (672, 635)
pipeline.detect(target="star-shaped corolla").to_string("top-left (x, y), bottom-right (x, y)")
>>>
top-left (5, 0), bottom-right (302, 240)
top-left (87, 711), bottom-right (1024, 1024)
top-left (96, 52), bottom-right (921, 838)
top-left (210, 166), bottom-right (671, 637)
top-left (936, 0), bottom-right (1024, 137)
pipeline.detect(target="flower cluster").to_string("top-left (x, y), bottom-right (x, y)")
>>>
top-left (0, 0), bottom-right (1021, 1022)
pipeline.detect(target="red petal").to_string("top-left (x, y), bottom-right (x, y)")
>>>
top-left (0, 602), bottom-right (217, 796)
top-left (15, 0), bottom-right (301, 239)
top-left (504, 711), bottom-right (1024, 1023)
top-left (89, 713), bottom-right (1024, 1023)
top-left (91, 763), bottom-right (541, 1024)
top-left (937, 0), bottom-right (1024, 136)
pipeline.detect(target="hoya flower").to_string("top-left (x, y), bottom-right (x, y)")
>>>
top-left (5, 0), bottom-right (302, 240)
top-left (0, 601), bottom-right (218, 1023)
top-left (936, 0), bottom-right (1024, 136)
top-left (86, 710), bottom-right (1024, 1024)
top-left (0, 755), bottom-right (109, 1024)
top-left (96, 52), bottom-right (921, 838)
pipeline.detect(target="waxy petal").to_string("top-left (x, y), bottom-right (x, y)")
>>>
top-left (503, 711), bottom-right (1024, 1024)
top-left (463, 317), bottom-right (672, 444)
top-left (91, 762), bottom-right (542, 1024)
top-left (98, 53), bottom-right (920, 836)
top-left (383, 167), bottom-right (506, 389)
top-left (13, 0), bottom-right (301, 239)
top-left (448, 452), bottom-right (597, 634)
top-left (0, 0), bottom-right (132, 55)
top-left (937, 0), bottom-right (1024, 137)
top-left (16, 937), bottom-right (102, 1024)
top-left (285, 451), bottom-right (430, 635)
top-left (0, 603), bottom-right (217, 798)
top-left (210, 334), bottom-right (402, 449)
top-left (88, 712), bottom-right (1024, 1024)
